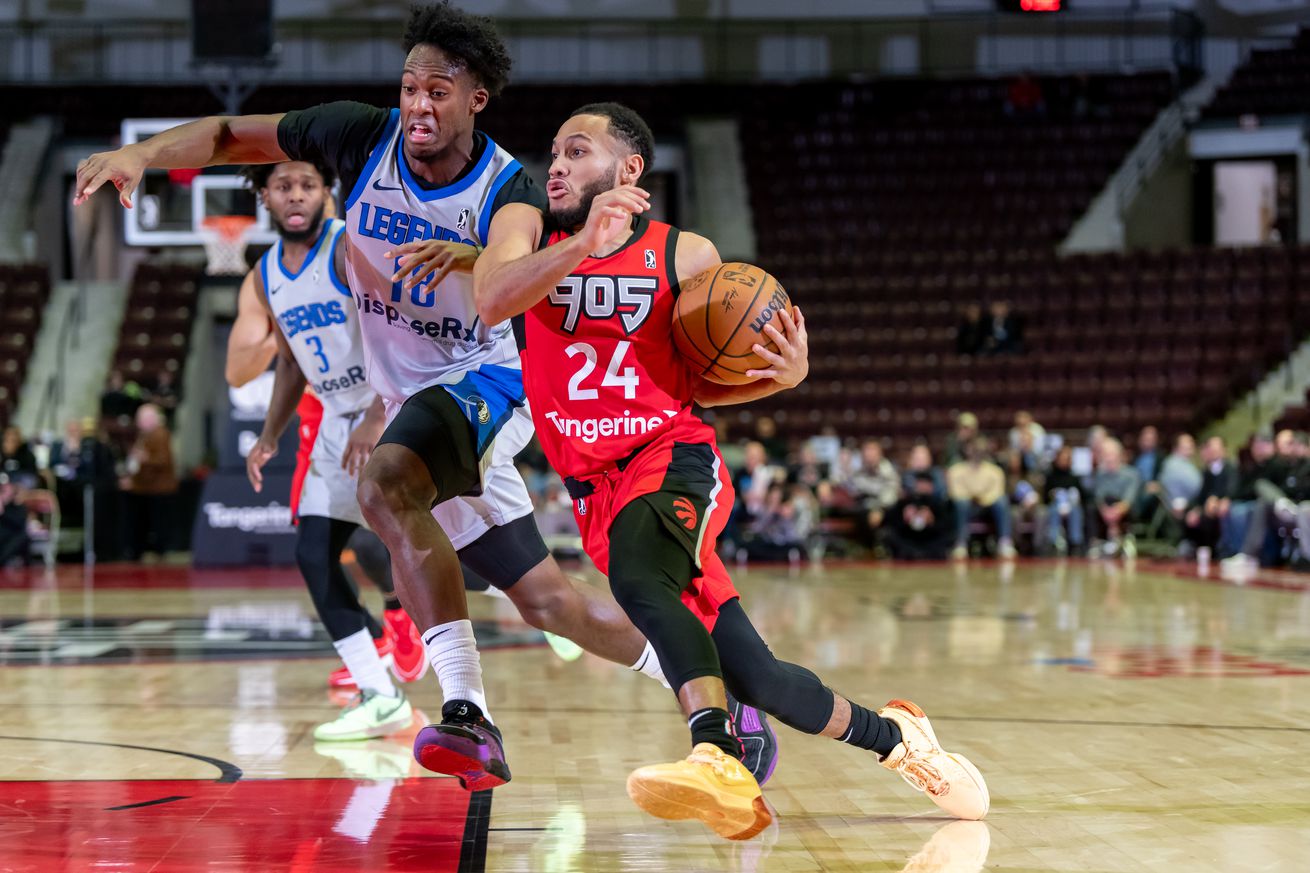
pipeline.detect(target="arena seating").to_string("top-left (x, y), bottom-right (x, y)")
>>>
top-left (0, 264), bottom-right (51, 428)
top-left (723, 72), bottom-right (1307, 450)
top-left (1207, 28), bottom-right (1310, 118)
top-left (1274, 389), bottom-right (1310, 433)
top-left (103, 262), bottom-right (201, 449)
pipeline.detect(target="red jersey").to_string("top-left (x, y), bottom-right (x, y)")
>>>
top-left (522, 216), bottom-right (710, 479)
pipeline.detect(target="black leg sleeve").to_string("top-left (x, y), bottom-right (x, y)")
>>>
top-left (608, 498), bottom-right (723, 692)
top-left (297, 515), bottom-right (372, 642)
top-left (711, 598), bottom-right (835, 735)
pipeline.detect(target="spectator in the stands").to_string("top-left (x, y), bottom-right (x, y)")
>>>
top-left (1041, 445), bottom-right (1086, 555)
top-left (1183, 436), bottom-right (1238, 557)
top-left (955, 303), bottom-right (985, 355)
top-left (902, 442), bottom-right (947, 501)
top-left (0, 474), bottom-right (31, 567)
top-left (945, 412), bottom-right (980, 465)
top-left (1009, 410), bottom-right (1047, 468)
top-left (885, 471), bottom-right (955, 561)
top-left (1147, 434), bottom-right (1202, 537)
top-left (837, 439), bottom-right (901, 545)
top-left (752, 416), bottom-right (786, 462)
top-left (120, 403), bottom-right (178, 559)
top-left (740, 482), bottom-right (813, 564)
top-left (1091, 438), bottom-right (1141, 557)
top-left (731, 440), bottom-right (785, 539)
top-left (100, 369), bottom-right (144, 422)
top-left (1222, 432), bottom-right (1277, 557)
top-left (948, 436), bottom-right (1016, 560)
top-left (981, 300), bottom-right (1024, 355)
top-left (150, 370), bottom-right (180, 427)
top-left (1005, 71), bottom-right (1047, 118)
top-left (1222, 431), bottom-right (1310, 572)
top-left (788, 443), bottom-right (829, 494)
top-left (1, 426), bottom-right (40, 489)
top-left (1005, 447), bottom-right (1042, 553)
top-left (1131, 422), bottom-right (1163, 511)
top-left (48, 417), bottom-right (120, 559)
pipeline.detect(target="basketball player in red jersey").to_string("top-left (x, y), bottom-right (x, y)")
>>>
top-left (470, 104), bottom-right (990, 838)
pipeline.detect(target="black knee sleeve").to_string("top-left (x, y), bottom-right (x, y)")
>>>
top-left (609, 500), bottom-right (722, 691)
top-left (712, 599), bottom-right (834, 735)
top-left (297, 516), bottom-right (371, 641)
top-left (346, 527), bottom-right (393, 595)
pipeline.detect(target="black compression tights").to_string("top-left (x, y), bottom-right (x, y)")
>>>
top-left (608, 499), bottom-right (837, 734)
top-left (712, 598), bottom-right (835, 735)
top-left (297, 516), bottom-right (381, 642)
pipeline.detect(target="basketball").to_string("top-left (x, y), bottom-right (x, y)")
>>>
top-left (672, 262), bottom-right (793, 385)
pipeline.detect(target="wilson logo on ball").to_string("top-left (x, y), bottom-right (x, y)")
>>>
top-left (749, 287), bottom-right (790, 334)
top-left (673, 497), bottom-right (698, 529)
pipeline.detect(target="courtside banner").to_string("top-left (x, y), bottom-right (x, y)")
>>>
top-left (191, 471), bottom-right (297, 566)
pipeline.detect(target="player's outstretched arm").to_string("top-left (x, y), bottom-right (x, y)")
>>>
top-left (681, 232), bottom-right (808, 408)
top-left (226, 269), bottom-right (279, 388)
top-left (75, 114), bottom-right (288, 208)
top-left (246, 271), bottom-right (308, 493)
top-left (474, 186), bottom-right (651, 324)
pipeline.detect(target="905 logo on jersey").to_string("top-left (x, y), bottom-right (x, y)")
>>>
top-left (550, 275), bottom-right (656, 335)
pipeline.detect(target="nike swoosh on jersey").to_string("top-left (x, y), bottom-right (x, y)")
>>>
top-left (269, 284), bottom-right (283, 295)
top-left (372, 179), bottom-right (403, 191)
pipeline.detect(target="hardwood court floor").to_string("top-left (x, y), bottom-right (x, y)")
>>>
top-left (2, 558), bottom-right (1309, 872)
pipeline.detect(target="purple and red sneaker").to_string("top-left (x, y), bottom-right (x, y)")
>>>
top-left (413, 700), bottom-right (511, 791)
top-left (727, 692), bottom-right (779, 786)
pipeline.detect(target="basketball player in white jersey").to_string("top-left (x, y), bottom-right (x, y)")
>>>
top-left (238, 158), bottom-right (425, 740)
top-left (74, 4), bottom-right (698, 790)
top-left (226, 213), bottom-right (430, 697)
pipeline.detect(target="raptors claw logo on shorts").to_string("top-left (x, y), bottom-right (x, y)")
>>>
top-left (673, 497), bottom-right (698, 530)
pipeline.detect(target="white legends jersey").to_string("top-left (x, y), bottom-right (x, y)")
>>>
top-left (343, 110), bottom-right (524, 405)
top-left (260, 219), bottom-right (374, 417)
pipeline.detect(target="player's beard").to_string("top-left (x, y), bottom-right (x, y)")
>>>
top-left (550, 167), bottom-right (621, 232)
top-left (273, 204), bottom-right (326, 243)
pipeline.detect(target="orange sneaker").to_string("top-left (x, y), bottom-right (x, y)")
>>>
top-left (327, 635), bottom-right (394, 689)
top-left (384, 608), bottom-right (428, 683)
top-left (626, 743), bottom-right (772, 841)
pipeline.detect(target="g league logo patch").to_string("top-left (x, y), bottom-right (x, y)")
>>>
top-left (457, 208), bottom-right (471, 230)
top-left (644, 248), bottom-right (656, 270)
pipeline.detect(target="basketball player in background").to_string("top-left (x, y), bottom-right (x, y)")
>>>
top-left (467, 103), bottom-right (990, 838)
top-left (237, 157), bottom-right (433, 739)
top-left (226, 233), bottom-right (428, 694)
top-left (76, 3), bottom-right (760, 791)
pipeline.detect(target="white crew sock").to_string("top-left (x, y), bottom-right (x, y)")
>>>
top-left (630, 641), bottom-right (671, 689)
top-left (423, 619), bottom-right (490, 720)
top-left (333, 627), bottom-right (398, 697)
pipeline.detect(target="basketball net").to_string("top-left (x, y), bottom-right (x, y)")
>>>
top-left (200, 215), bottom-right (257, 276)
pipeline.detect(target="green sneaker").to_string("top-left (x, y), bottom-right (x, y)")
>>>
top-left (314, 689), bottom-right (413, 742)
top-left (544, 631), bottom-right (584, 662)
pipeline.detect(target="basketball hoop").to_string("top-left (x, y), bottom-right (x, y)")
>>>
top-left (200, 215), bottom-right (257, 276)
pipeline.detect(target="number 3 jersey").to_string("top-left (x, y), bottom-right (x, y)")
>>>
top-left (521, 214), bottom-right (710, 479)
top-left (259, 218), bottom-right (374, 417)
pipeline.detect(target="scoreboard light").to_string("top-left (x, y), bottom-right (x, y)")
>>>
top-left (996, 0), bottom-right (1063, 11)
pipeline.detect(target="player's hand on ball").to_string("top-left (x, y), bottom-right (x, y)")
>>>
top-left (74, 146), bottom-right (148, 208)
top-left (386, 240), bottom-right (481, 292)
top-left (246, 436), bottom-right (278, 493)
top-left (747, 306), bottom-right (808, 387)
top-left (579, 186), bottom-right (650, 253)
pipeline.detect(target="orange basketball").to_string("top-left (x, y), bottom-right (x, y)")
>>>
top-left (672, 262), bottom-right (793, 385)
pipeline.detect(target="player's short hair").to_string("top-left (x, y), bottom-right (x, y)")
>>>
top-left (239, 160), bottom-right (336, 192)
top-left (570, 102), bottom-right (655, 177)
top-left (403, 1), bottom-right (512, 97)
